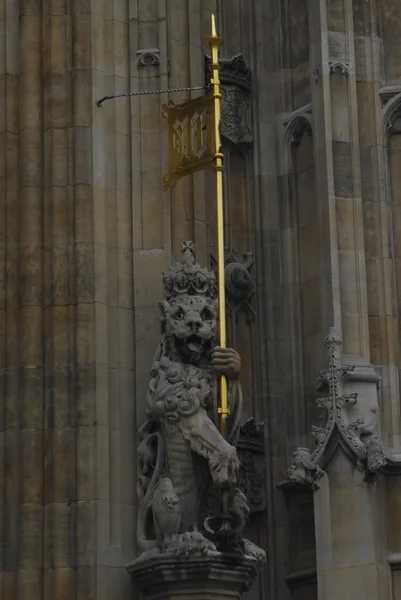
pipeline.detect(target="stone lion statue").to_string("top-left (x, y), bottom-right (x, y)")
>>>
top-left (136, 241), bottom-right (265, 562)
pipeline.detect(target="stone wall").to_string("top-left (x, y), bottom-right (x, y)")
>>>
top-left (263, 0), bottom-right (401, 598)
top-left (0, 1), bottom-right (266, 599)
top-left (2, 0), bottom-right (401, 599)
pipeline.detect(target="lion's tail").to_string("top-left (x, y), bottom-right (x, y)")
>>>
top-left (136, 432), bottom-right (165, 553)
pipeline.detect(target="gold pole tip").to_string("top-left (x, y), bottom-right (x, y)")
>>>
top-left (204, 13), bottom-right (223, 48)
top-left (210, 13), bottom-right (217, 36)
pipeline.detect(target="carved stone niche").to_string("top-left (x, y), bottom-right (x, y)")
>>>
top-left (205, 54), bottom-right (253, 146)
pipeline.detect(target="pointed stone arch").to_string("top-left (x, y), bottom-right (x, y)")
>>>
top-left (381, 92), bottom-right (401, 142)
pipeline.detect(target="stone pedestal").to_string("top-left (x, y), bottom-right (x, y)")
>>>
top-left (127, 554), bottom-right (260, 600)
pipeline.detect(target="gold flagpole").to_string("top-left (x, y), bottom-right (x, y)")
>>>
top-left (205, 15), bottom-right (228, 438)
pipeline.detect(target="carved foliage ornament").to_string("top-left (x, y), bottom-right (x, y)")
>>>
top-left (287, 329), bottom-right (386, 490)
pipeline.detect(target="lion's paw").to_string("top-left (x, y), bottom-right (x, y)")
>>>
top-left (168, 531), bottom-right (218, 557)
top-left (240, 538), bottom-right (266, 563)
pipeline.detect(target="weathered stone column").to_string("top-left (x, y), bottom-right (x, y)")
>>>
top-left (314, 459), bottom-right (390, 598)
top-left (309, 0), bottom-right (369, 361)
top-left (305, 0), bottom-right (390, 596)
top-left (12, 0), bottom-right (45, 597)
top-left (1, 0), bottom-right (137, 597)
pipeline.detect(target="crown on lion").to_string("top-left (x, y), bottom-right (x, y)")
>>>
top-left (163, 241), bottom-right (217, 300)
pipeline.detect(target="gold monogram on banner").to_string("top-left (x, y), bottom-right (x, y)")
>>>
top-left (162, 95), bottom-right (214, 191)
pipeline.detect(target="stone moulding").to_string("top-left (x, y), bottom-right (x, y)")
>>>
top-left (128, 553), bottom-right (260, 600)
top-left (282, 103), bottom-right (312, 129)
top-left (329, 61), bottom-right (350, 77)
top-left (286, 328), bottom-right (387, 491)
top-left (382, 94), bottom-right (401, 137)
top-left (136, 48), bottom-right (161, 67)
top-left (282, 105), bottom-right (313, 168)
top-left (379, 85), bottom-right (401, 108)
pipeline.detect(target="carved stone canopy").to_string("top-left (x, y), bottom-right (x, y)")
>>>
top-left (205, 53), bottom-right (252, 92)
top-left (286, 329), bottom-right (387, 490)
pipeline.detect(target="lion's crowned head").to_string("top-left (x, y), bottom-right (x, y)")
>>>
top-left (158, 242), bottom-right (218, 365)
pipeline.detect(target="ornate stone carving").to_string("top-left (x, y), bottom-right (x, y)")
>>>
top-left (287, 448), bottom-right (324, 491)
top-left (236, 418), bottom-right (266, 514)
top-left (287, 329), bottom-right (386, 489)
top-left (313, 66), bottom-right (321, 83)
top-left (210, 246), bottom-right (255, 322)
top-left (290, 118), bottom-right (313, 147)
top-left (379, 86), bottom-right (401, 108)
top-left (206, 54), bottom-right (252, 91)
top-left (283, 106), bottom-right (313, 155)
top-left (205, 54), bottom-right (253, 146)
top-left (329, 61), bottom-right (350, 77)
top-left (386, 107), bottom-right (401, 135)
top-left (136, 241), bottom-right (265, 563)
top-left (136, 48), bottom-right (161, 67)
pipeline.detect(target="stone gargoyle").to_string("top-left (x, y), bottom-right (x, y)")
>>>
top-left (136, 241), bottom-right (265, 563)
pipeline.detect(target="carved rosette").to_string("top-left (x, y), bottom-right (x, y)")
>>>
top-left (205, 53), bottom-right (253, 146)
top-left (287, 329), bottom-right (387, 490)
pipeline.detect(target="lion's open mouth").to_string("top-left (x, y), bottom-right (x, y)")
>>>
top-left (185, 335), bottom-right (204, 353)
top-left (175, 334), bottom-right (209, 356)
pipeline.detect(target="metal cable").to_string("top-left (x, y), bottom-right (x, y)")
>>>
top-left (95, 85), bottom-right (208, 106)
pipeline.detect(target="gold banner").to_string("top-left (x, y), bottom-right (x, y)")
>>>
top-left (162, 93), bottom-right (214, 191)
